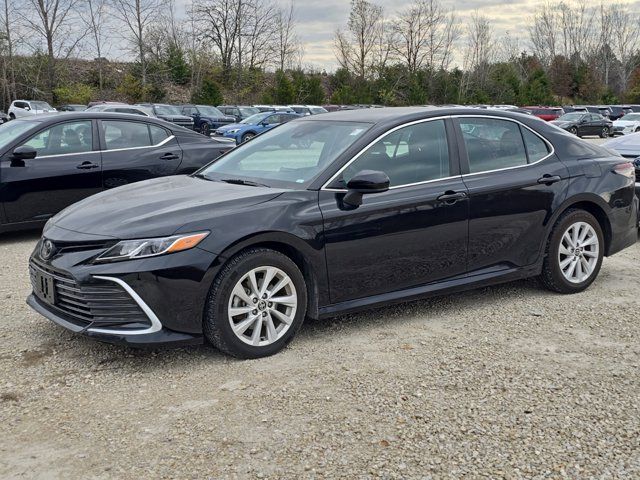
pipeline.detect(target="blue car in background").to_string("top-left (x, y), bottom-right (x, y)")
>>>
top-left (180, 104), bottom-right (236, 136)
top-left (214, 112), bottom-right (300, 144)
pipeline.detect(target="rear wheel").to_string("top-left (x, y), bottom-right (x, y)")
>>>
top-left (599, 126), bottom-right (609, 138)
top-left (9, 112), bottom-right (15, 120)
top-left (203, 248), bottom-right (307, 358)
top-left (569, 126), bottom-right (578, 136)
top-left (200, 123), bottom-right (211, 136)
top-left (540, 209), bottom-right (604, 294)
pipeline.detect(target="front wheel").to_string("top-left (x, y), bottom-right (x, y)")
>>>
top-left (241, 132), bottom-right (256, 143)
top-left (200, 123), bottom-right (211, 136)
top-left (599, 127), bottom-right (610, 138)
top-left (540, 209), bottom-right (604, 294)
top-left (203, 248), bottom-right (307, 358)
top-left (569, 126), bottom-right (578, 136)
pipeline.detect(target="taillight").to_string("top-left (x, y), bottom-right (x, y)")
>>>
top-left (612, 162), bottom-right (635, 178)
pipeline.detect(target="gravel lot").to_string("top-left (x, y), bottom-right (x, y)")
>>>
top-left (2, 138), bottom-right (639, 479)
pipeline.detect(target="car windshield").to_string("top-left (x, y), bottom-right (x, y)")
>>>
top-left (621, 113), bottom-right (640, 121)
top-left (558, 113), bottom-right (584, 121)
top-left (0, 120), bottom-right (37, 150)
top-left (154, 105), bottom-right (181, 116)
top-left (239, 107), bottom-right (260, 117)
top-left (310, 107), bottom-right (327, 114)
top-left (31, 101), bottom-right (53, 110)
top-left (198, 106), bottom-right (224, 117)
top-left (241, 113), bottom-right (271, 125)
top-left (197, 120), bottom-right (372, 188)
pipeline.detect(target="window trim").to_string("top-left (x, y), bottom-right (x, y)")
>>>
top-left (322, 116), bottom-right (457, 192)
top-left (453, 115), bottom-right (554, 177)
top-left (98, 119), bottom-right (174, 152)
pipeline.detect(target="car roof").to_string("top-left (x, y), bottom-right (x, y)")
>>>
top-left (11, 111), bottom-right (173, 125)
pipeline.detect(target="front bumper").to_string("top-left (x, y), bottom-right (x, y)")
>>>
top-left (26, 239), bottom-right (224, 347)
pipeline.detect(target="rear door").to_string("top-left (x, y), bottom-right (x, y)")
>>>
top-left (98, 119), bottom-right (183, 189)
top-left (1, 119), bottom-right (101, 223)
top-left (454, 116), bottom-right (569, 273)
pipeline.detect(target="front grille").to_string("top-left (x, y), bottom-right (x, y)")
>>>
top-left (175, 121), bottom-right (194, 129)
top-left (29, 257), bottom-right (151, 330)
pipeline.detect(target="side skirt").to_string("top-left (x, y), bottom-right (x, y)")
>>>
top-left (317, 263), bottom-right (542, 319)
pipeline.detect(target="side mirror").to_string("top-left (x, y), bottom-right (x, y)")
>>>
top-left (343, 170), bottom-right (390, 207)
top-left (12, 145), bottom-right (37, 160)
top-left (24, 105), bottom-right (30, 111)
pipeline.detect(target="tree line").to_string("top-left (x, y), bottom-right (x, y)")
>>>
top-left (0, 0), bottom-right (639, 110)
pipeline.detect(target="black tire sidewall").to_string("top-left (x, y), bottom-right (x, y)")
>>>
top-left (569, 127), bottom-right (577, 135)
top-left (545, 211), bottom-right (604, 293)
top-left (242, 133), bottom-right (255, 143)
top-left (204, 249), bottom-right (307, 359)
top-left (201, 123), bottom-right (210, 135)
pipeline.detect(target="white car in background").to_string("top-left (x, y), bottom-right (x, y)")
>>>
top-left (8, 100), bottom-right (56, 119)
top-left (85, 104), bottom-right (153, 116)
top-left (612, 112), bottom-right (640, 136)
top-left (288, 105), bottom-right (328, 115)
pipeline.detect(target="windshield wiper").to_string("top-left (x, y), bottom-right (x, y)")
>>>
top-left (192, 172), bottom-right (211, 181)
top-left (220, 178), bottom-right (270, 188)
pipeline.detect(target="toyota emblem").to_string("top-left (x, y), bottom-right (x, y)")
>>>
top-left (40, 239), bottom-right (55, 260)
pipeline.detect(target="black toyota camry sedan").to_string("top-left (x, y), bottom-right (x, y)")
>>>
top-left (0, 112), bottom-right (235, 233)
top-left (27, 108), bottom-right (638, 358)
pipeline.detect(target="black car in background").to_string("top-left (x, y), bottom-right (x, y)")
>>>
top-left (217, 105), bottom-right (261, 122)
top-left (57, 104), bottom-right (87, 112)
top-left (179, 104), bottom-right (235, 136)
top-left (584, 105), bottom-right (612, 118)
top-left (137, 103), bottom-right (195, 130)
top-left (26, 108), bottom-right (638, 358)
top-left (551, 112), bottom-right (613, 137)
top-left (608, 105), bottom-right (634, 121)
top-left (0, 112), bottom-right (235, 232)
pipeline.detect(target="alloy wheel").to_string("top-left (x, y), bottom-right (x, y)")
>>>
top-left (557, 222), bottom-right (599, 284)
top-left (227, 266), bottom-right (298, 346)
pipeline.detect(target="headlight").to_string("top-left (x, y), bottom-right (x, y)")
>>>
top-left (227, 128), bottom-right (240, 134)
top-left (95, 232), bottom-right (209, 263)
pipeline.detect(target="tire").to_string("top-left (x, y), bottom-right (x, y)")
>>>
top-left (540, 209), bottom-right (604, 294)
top-left (9, 113), bottom-right (15, 120)
top-left (569, 126), bottom-right (578, 136)
top-left (241, 132), bottom-right (255, 143)
top-left (200, 122), bottom-right (211, 136)
top-left (203, 248), bottom-right (307, 359)
top-left (635, 127), bottom-right (640, 133)
top-left (599, 127), bottom-right (609, 138)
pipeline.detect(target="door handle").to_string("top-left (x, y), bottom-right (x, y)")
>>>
top-left (160, 153), bottom-right (179, 160)
top-left (437, 191), bottom-right (467, 204)
top-left (76, 161), bottom-right (99, 170)
top-left (537, 174), bottom-right (562, 185)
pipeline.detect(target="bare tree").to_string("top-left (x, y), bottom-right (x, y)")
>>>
top-left (597, 3), bottom-right (615, 87)
top-left (110, 0), bottom-right (168, 85)
top-left (239, 0), bottom-right (278, 71)
top-left (609, 4), bottom-right (640, 98)
top-left (0, 0), bottom-right (17, 107)
top-left (392, 0), bottom-right (458, 74)
top-left (334, 0), bottom-right (385, 79)
top-left (80, 0), bottom-right (111, 92)
top-left (274, 1), bottom-right (299, 72)
top-left (21, 0), bottom-right (86, 92)
top-left (460, 12), bottom-right (494, 100)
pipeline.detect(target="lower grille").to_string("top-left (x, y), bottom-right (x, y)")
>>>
top-left (29, 257), bottom-right (151, 330)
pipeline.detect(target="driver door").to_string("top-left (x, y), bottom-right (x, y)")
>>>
top-left (1, 119), bottom-right (102, 224)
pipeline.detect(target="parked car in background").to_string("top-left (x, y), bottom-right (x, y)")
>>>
top-left (26, 107), bottom-right (638, 357)
top-left (253, 105), bottom-right (295, 113)
top-left (603, 133), bottom-right (640, 210)
top-left (137, 103), bottom-right (195, 130)
top-left (0, 112), bottom-right (9, 123)
top-left (57, 104), bottom-right (87, 112)
top-left (0, 112), bottom-right (235, 232)
top-left (551, 112), bottom-right (613, 138)
top-left (87, 101), bottom-right (122, 108)
top-left (562, 106), bottom-right (587, 114)
top-left (214, 111), bottom-right (299, 144)
top-left (179, 104), bottom-right (235, 136)
top-left (86, 104), bottom-right (152, 116)
top-left (288, 105), bottom-right (328, 116)
top-left (522, 106), bottom-right (564, 121)
top-left (629, 105), bottom-right (640, 113)
top-left (502, 108), bottom-right (534, 115)
top-left (612, 113), bottom-right (640, 136)
top-left (608, 105), bottom-right (634, 121)
top-left (217, 105), bottom-right (261, 123)
top-left (8, 100), bottom-right (56, 119)
top-left (583, 106), bottom-right (612, 118)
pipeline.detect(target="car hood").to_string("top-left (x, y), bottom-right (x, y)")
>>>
top-left (216, 123), bottom-right (250, 133)
top-left (613, 120), bottom-right (640, 127)
top-left (49, 175), bottom-right (285, 240)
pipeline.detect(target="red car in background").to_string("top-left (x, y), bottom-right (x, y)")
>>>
top-left (522, 106), bottom-right (565, 121)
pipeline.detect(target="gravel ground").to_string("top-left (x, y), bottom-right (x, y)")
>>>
top-left (1, 138), bottom-right (639, 480)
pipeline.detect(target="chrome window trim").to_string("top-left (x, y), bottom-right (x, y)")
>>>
top-left (36, 150), bottom-right (101, 160)
top-left (102, 134), bottom-right (175, 153)
top-left (87, 275), bottom-right (163, 335)
top-left (320, 114), bottom-right (555, 192)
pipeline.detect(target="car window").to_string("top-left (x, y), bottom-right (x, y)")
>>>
top-left (522, 128), bottom-right (550, 163)
top-left (265, 115), bottom-right (281, 125)
top-left (150, 125), bottom-right (169, 144)
top-left (22, 120), bottom-right (93, 156)
top-left (102, 121), bottom-right (156, 149)
top-left (341, 120), bottom-right (450, 188)
top-left (459, 118), bottom-right (527, 173)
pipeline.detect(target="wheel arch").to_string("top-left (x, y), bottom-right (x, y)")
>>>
top-left (545, 194), bottom-right (613, 256)
top-left (213, 232), bottom-right (324, 320)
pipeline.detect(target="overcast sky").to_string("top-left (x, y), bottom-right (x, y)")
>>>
top-left (175, 0), bottom-right (640, 71)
